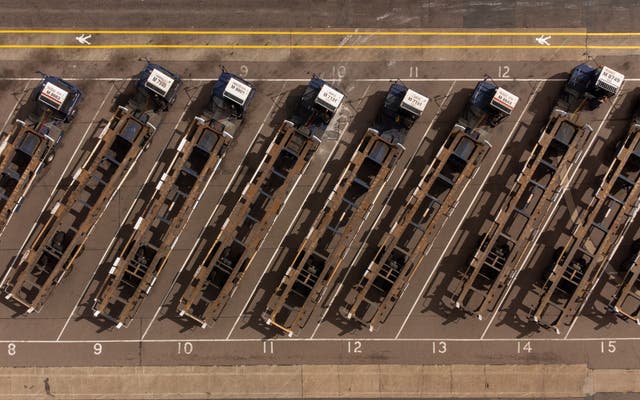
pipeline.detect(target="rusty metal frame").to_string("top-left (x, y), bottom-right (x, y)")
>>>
top-left (92, 117), bottom-right (232, 327)
top-left (531, 119), bottom-right (640, 333)
top-left (0, 122), bottom-right (56, 232)
top-left (342, 124), bottom-right (489, 331)
top-left (262, 127), bottom-right (402, 336)
top-left (453, 111), bottom-right (593, 319)
top-left (340, 81), bottom-right (527, 332)
top-left (2, 105), bottom-right (158, 312)
top-left (178, 120), bottom-right (322, 327)
top-left (610, 248), bottom-right (640, 324)
top-left (1, 64), bottom-right (182, 313)
top-left (448, 64), bottom-right (625, 324)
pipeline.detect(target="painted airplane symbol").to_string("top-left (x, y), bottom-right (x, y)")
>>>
top-left (535, 35), bottom-right (551, 46)
top-left (75, 34), bottom-right (92, 45)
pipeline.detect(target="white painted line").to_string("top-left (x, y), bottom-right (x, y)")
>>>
top-left (393, 82), bottom-right (538, 340)
top-left (3, 336), bottom-right (640, 344)
top-left (0, 85), bottom-right (115, 289)
top-left (4, 77), bottom-right (640, 83)
top-left (479, 84), bottom-right (623, 340)
top-left (139, 83), bottom-right (288, 340)
top-left (55, 92), bottom-right (195, 342)
top-left (354, 78), bottom-right (568, 82)
top-left (0, 79), bottom-right (33, 132)
top-left (309, 81), bottom-right (457, 339)
top-left (224, 85), bottom-right (370, 340)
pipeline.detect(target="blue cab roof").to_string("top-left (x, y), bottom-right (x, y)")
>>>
top-left (567, 63), bottom-right (600, 94)
top-left (212, 72), bottom-right (255, 109)
top-left (36, 76), bottom-right (82, 120)
top-left (138, 63), bottom-right (182, 102)
top-left (469, 80), bottom-right (498, 110)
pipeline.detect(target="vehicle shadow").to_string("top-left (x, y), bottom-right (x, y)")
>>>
top-left (75, 79), bottom-right (222, 332)
top-left (234, 89), bottom-right (389, 337)
top-left (418, 77), bottom-right (567, 328)
top-left (322, 87), bottom-right (478, 335)
top-left (490, 83), bottom-right (638, 337)
top-left (158, 84), bottom-right (320, 332)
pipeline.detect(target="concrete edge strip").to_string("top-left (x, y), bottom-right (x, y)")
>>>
top-left (0, 363), bottom-right (637, 399)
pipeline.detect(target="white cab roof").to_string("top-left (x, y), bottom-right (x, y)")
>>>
top-left (315, 84), bottom-right (344, 112)
top-left (39, 82), bottom-right (69, 111)
top-left (400, 89), bottom-right (429, 115)
top-left (596, 66), bottom-right (624, 93)
top-left (145, 68), bottom-right (175, 97)
top-left (490, 87), bottom-right (519, 114)
top-left (223, 77), bottom-right (253, 106)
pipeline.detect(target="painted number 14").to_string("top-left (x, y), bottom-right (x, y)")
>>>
top-left (517, 341), bottom-right (532, 353)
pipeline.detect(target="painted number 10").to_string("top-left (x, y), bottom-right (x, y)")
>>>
top-left (177, 342), bottom-right (193, 355)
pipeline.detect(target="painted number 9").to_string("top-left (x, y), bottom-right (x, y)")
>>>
top-left (93, 343), bottom-right (102, 355)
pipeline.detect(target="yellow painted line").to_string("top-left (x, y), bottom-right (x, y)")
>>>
top-left (0, 44), bottom-right (595, 49)
top-left (589, 45), bottom-right (640, 49)
top-left (0, 29), bottom-right (636, 37)
top-left (0, 29), bottom-right (604, 36)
